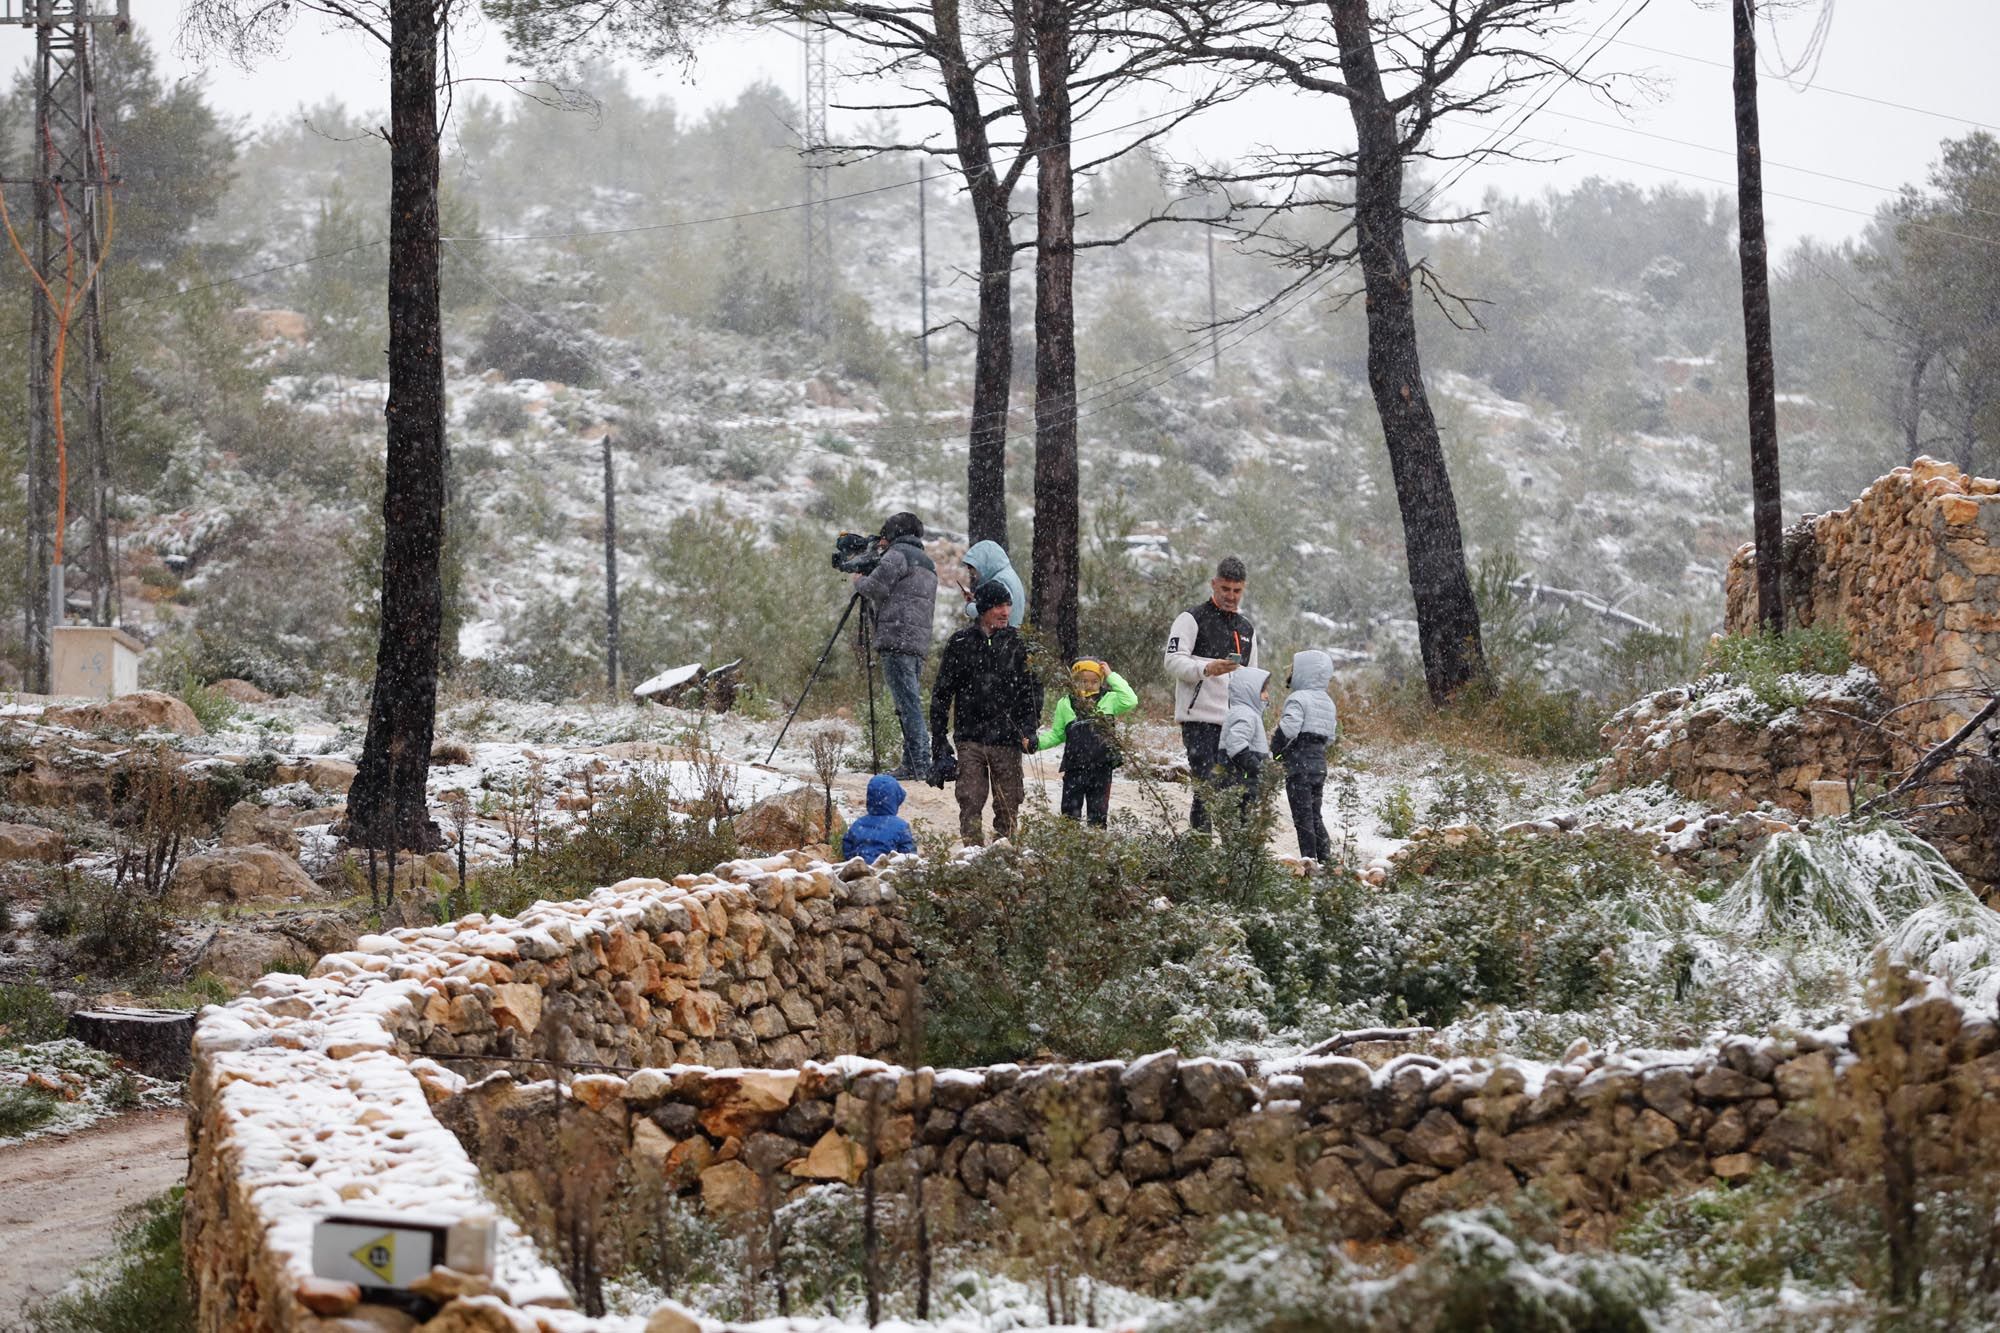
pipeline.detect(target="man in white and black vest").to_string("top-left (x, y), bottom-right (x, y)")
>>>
top-left (1163, 555), bottom-right (1257, 831)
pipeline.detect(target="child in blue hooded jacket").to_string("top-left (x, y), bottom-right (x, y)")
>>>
top-left (842, 773), bottom-right (919, 862)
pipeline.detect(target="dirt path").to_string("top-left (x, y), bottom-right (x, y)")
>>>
top-left (0, 1108), bottom-right (189, 1324)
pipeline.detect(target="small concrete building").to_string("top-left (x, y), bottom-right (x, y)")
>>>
top-left (52, 624), bottom-right (144, 699)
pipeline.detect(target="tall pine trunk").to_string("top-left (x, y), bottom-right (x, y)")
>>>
top-left (1333, 0), bottom-right (1485, 703)
top-left (935, 0), bottom-right (1015, 549)
top-left (1028, 0), bottom-right (1079, 659)
top-left (1734, 0), bottom-right (1784, 632)
top-left (349, 0), bottom-right (446, 851)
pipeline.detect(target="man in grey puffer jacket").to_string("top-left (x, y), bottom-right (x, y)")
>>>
top-left (853, 512), bottom-right (939, 779)
top-left (1271, 649), bottom-right (1340, 861)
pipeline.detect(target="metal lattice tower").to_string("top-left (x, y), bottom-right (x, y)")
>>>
top-left (8, 0), bottom-right (127, 690)
top-left (800, 20), bottom-right (834, 340)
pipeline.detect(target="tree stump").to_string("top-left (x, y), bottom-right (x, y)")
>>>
top-left (69, 1007), bottom-right (197, 1079)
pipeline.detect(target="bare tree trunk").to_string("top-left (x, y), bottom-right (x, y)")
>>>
top-left (1734, 0), bottom-right (1784, 632)
top-left (1905, 348), bottom-right (1930, 464)
top-left (1028, 0), bottom-right (1080, 659)
top-left (349, 0), bottom-right (445, 852)
top-left (1332, 0), bottom-right (1485, 703)
top-left (935, 0), bottom-right (1014, 549)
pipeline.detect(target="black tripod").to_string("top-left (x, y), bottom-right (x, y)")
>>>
top-left (767, 590), bottom-right (881, 771)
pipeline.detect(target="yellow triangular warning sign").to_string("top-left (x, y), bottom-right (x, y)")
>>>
top-left (349, 1232), bottom-right (396, 1283)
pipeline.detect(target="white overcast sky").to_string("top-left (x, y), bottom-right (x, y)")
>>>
top-left (145, 0), bottom-right (2000, 252)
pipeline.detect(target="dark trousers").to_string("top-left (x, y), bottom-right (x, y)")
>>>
top-left (1181, 721), bottom-right (1222, 831)
top-left (1060, 770), bottom-right (1113, 827)
top-left (881, 652), bottom-right (929, 773)
top-left (1214, 750), bottom-right (1263, 821)
top-left (1286, 769), bottom-right (1331, 861)
top-left (956, 741), bottom-right (1024, 844)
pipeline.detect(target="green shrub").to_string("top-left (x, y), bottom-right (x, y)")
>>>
top-left (1379, 783), bottom-right (1418, 839)
top-left (1340, 828), bottom-right (1685, 1028)
top-left (25, 1187), bottom-right (193, 1333)
top-left (0, 1083), bottom-right (61, 1137)
top-left (1702, 624), bottom-right (1854, 715)
top-left (0, 983), bottom-right (67, 1047)
top-left (900, 811), bottom-right (1283, 1064)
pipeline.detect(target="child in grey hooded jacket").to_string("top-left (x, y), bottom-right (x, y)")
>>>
top-left (1216, 666), bottom-right (1271, 817)
top-left (1271, 650), bottom-right (1339, 861)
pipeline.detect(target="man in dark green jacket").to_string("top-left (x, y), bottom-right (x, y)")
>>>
top-left (929, 581), bottom-right (1040, 844)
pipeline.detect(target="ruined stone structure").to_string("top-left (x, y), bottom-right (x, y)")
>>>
top-left (186, 851), bottom-right (2000, 1333)
top-left (1722, 457), bottom-right (2000, 878)
top-left (1726, 458), bottom-right (2000, 745)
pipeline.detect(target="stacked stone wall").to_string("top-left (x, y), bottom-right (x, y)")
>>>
top-left (185, 852), bottom-right (916, 1333)
top-left (1726, 457), bottom-right (2000, 752)
top-left (186, 846), bottom-right (2000, 1332)
top-left (439, 996), bottom-right (2000, 1289)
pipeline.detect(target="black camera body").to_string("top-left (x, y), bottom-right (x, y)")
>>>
top-left (832, 531), bottom-right (883, 576)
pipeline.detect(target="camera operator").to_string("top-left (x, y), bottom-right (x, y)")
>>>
top-left (851, 511), bottom-right (939, 780)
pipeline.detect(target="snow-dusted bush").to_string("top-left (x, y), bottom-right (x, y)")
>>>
top-left (1722, 820), bottom-right (1979, 944)
top-left (1158, 1208), bottom-right (1665, 1333)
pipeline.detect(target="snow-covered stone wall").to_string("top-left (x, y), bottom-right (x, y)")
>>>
top-left (437, 997), bottom-right (2000, 1292)
top-left (185, 844), bottom-right (2000, 1331)
top-left (184, 851), bottom-right (916, 1332)
top-left (1727, 456), bottom-right (2000, 752)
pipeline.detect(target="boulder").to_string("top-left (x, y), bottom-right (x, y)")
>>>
top-left (171, 845), bottom-right (320, 903)
top-left (44, 690), bottom-right (203, 737)
top-left (221, 801), bottom-right (301, 858)
top-left (277, 756), bottom-right (358, 793)
top-left (0, 821), bottom-right (64, 863)
top-left (196, 912), bottom-right (356, 986)
top-left (211, 678), bottom-right (273, 704)
top-left (734, 787), bottom-right (828, 854)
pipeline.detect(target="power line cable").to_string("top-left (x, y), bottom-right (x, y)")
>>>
top-left (1602, 33), bottom-right (1997, 133)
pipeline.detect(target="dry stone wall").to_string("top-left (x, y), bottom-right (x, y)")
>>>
top-left (185, 851), bottom-right (916, 1333)
top-left (437, 995), bottom-right (2000, 1289)
top-left (1726, 457), bottom-right (2000, 751)
top-left (186, 845), bottom-right (2000, 1333)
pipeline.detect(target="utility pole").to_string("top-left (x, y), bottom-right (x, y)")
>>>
top-left (800, 19), bottom-right (834, 340)
top-left (1733, 0), bottom-right (1784, 631)
top-left (917, 168), bottom-right (929, 377)
top-left (8, 0), bottom-right (127, 691)
top-left (602, 431), bottom-right (619, 695)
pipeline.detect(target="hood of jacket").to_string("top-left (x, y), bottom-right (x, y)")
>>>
top-left (963, 540), bottom-right (1014, 585)
top-left (1226, 666), bottom-right (1270, 710)
top-left (1288, 650), bottom-right (1334, 694)
top-left (865, 773), bottom-right (907, 816)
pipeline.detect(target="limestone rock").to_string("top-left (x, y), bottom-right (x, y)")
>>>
top-left (699, 1160), bottom-right (764, 1213)
top-left (643, 1305), bottom-right (702, 1333)
top-left (44, 690), bottom-right (203, 736)
top-left (221, 801), bottom-right (301, 857)
top-left (734, 787), bottom-right (829, 854)
top-left (791, 1128), bottom-right (865, 1184)
top-left (171, 845), bottom-right (319, 902)
top-left (0, 821), bottom-right (63, 863)
top-left (211, 678), bottom-right (273, 704)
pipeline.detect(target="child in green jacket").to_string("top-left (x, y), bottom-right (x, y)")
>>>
top-left (1036, 658), bottom-right (1138, 827)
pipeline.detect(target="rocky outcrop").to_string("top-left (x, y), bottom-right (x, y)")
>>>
top-left (220, 801), bottom-right (302, 858)
top-left (43, 690), bottom-right (205, 736)
top-left (0, 821), bottom-right (64, 863)
top-left (1593, 672), bottom-right (1890, 815)
top-left (172, 845), bottom-right (321, 903)
top-left (733, 788), bottom-right (833, 854)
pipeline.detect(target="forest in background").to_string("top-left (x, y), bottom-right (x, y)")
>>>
top-left (0, 37), bottom-right (1994, 712)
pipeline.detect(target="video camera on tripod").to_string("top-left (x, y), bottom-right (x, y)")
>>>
top-left (831, 531), bottom-right (885, 576)
top-left (767, 526), bottom-right (894, 769)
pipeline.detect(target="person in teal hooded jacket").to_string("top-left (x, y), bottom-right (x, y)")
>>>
top-left (958, 539), bottom-right (1027, 629)
top-left (841, 773), bottom-right (918, 862)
